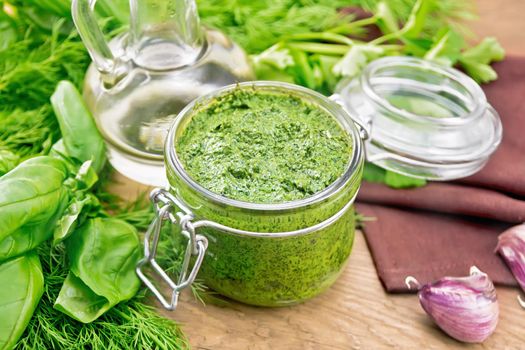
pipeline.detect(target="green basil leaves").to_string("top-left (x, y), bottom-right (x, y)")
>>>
top-left (0, 253), bottom-right (44, 350)
top-left (51, 81), bottom-right (106, 173)
top-left (0, 157), bottom-right (69, 262)
top-left (54, 218), bottom-right (141, 323)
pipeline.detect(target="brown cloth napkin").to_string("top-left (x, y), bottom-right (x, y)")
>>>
top-left (357, 56), bottom-right (525, 293)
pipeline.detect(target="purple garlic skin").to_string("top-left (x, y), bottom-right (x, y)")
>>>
top-left (496, 224), bottom-right (525, 292)
top-left (417, 267), bottom-right (499, 343)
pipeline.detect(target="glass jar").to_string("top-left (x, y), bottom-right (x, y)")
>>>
top-left (138, 82), bottom-right (364, 308)
top-left (137, 57), bottom-right (502, 310)
top-left (334, 56), bottom-right (502, 180)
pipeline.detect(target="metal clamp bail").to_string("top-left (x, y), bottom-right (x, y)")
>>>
top-left (136, 188), bottom-right (208, 311)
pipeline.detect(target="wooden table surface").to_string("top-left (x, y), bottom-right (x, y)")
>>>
top-left (113, 1), bottom-right (525, 348)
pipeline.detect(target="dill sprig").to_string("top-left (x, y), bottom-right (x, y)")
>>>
top-left (15, 242), bottom-right (189, 350)
top-left (0, 20), bottom-right (89, 110)
top-left (0, 19), bottom-right (88, 172)
top-left (0, 106), bottom-right (57, 164)
top-left (198, 0), bottom-right (352, 53)
top-left (196, 0), bottom-right (476, 54)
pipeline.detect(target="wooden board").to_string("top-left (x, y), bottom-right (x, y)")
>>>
top-left (112, 1), bottom-right (525, 348)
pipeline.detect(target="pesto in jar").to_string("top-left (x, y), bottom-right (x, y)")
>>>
top-left (169, 85), bottom-right (361, 307)
top-left (176, 89), bottom-right (352, 203)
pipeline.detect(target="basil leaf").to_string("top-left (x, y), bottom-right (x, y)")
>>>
top-left (384, 170), bottom-right (426, 189)
top-left (54, 273), bottom-right (114, 323)
top-left (0, 200), bottom-right (66, 262)
top-left (50, 81), bottom-right (106, 173)
top-left (363, 162), bottom-right (426, 189)
top-left (0, 252), bottom-right (44, 350)
top-left (53, 195), bottom-right (97, 246)
top-left (54, 218), bottom-right (141, 323)
top-left (0, 156), bottom-right (69, 246)
top-left (362, 162), bottom-right (387, 183)
top-left (74, 160), bottom-right (99, 190)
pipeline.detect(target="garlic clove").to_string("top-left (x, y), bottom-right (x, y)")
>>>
top-left (410, 266), bottom-right (499, 343)
top-left (496, 224), bottom-right (525, 302)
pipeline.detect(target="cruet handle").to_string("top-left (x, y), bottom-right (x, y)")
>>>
top-left (71, 0), bottom-right (118, 75)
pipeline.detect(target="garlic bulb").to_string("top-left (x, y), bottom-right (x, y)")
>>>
top-left (406, 266), bottom-right (499, 343)
top-left (496, 224), bottom-right (525, 307)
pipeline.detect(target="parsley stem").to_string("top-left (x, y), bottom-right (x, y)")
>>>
top-left (369, 31), bottom-right (400, 45)
top-left (285, 32), bottom-right (355, 45)
top-left (329, 16), bottom-right (378, 35)
top-left (287, 42), bottom-right (350, 55)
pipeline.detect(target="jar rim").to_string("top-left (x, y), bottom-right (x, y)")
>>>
top-left (361, 56), bottom-right (488, 126)
top-left (165, 81), bottom-right (364, 212)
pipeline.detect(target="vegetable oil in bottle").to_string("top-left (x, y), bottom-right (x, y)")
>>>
top-left (73, 0), bottom-right (253, 186)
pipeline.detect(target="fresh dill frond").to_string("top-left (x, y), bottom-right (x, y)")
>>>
top-left (197, 0), bottom-right (477, 54)
top-left (0, 106), bottom-right (57, 164)
top-left (197, 0), bottom-right (352, 53)
top-left (0, 20), bottom-right (89, 110)
top-left (15, 242), bottom-right (190, 350)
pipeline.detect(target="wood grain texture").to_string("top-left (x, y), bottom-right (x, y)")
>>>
top-left (471, 0), bottom-right (525, 55)
top-left (111, 1), bottom-right (525, 348)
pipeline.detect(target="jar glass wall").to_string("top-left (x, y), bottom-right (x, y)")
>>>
top-left (165, 82), bottom-right (364, 306)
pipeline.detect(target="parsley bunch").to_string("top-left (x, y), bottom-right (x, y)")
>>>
top-left (250, 0), bottom-right (504, 188)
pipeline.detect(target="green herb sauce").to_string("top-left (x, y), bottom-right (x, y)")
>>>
top-left (176, 89), bottom-right (352, 203)
top-left (170, 87), bottom-right (361, 306)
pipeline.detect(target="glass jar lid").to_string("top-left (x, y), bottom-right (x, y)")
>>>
top-left (334, 56), bottom-right (502, 181)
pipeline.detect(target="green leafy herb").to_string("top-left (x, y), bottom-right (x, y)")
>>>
top-left (0, 253), bottom-right (44, 350)
top-left (53, 194), bottom-right (100, 245)
top-left (363, 163), bottom-right (426, 188)
top-left (55, 218), bottom-right (141, 323)
top-left (0, 156), bottom-right (70, 262)
top-left (384, 170), bottom-right (427, 189)
top-left (252, 0), bottom-right (504, 92)
top-left (0, 20), bottom-right (89, 110)
top-left (424, 28), bottom-right (464, 66)
top-left (458, 37), bottom-right (505, 83)
top-left (15, 242), bottom-right (189, 350)
top-left (0, 107), bottom-right (57, 172)
top-left (51, 81), bottom-right (106, 173)
top-left (197, 0), bottom-right (352, 54)
top-left (0, 151), bottom-right (19, 176)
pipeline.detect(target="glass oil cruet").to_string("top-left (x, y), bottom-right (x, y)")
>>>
top-left (72, 0), bottom-right (254, 186)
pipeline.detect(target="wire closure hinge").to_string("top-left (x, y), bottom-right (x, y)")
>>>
top-left (136, 188), bottom-right (208, 311)
top-left (329, 93), bottom-right (371, 141)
